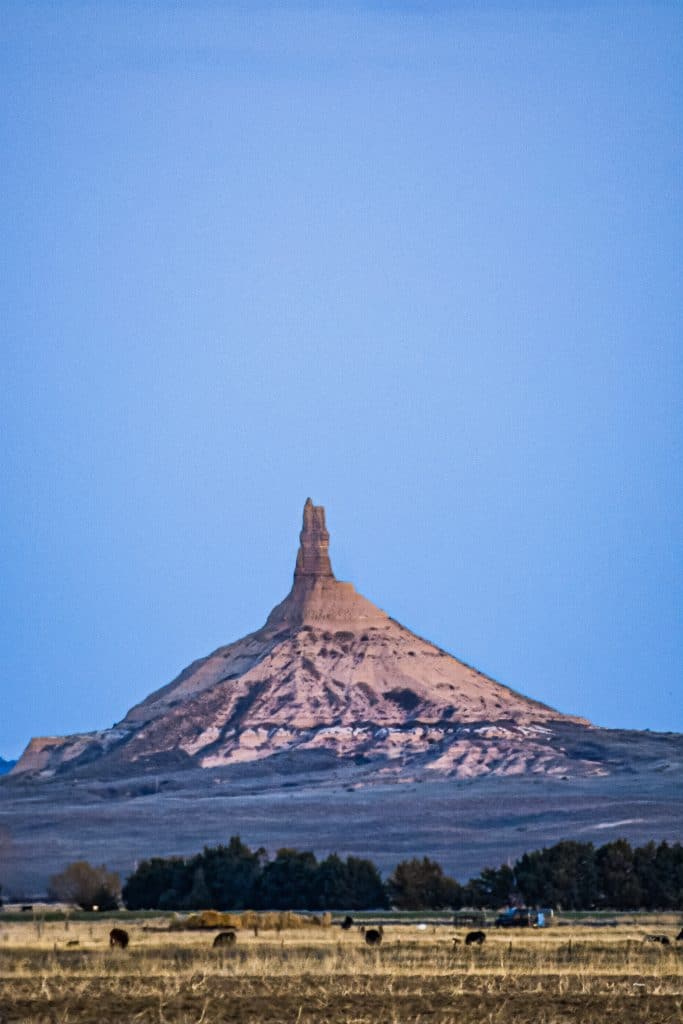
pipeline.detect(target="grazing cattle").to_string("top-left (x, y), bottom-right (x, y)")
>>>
top-left (213, 930), bottom-right (237, 948)
top-left (465, 930), bottom-right (486, 946)
top-left (109, 928), bottom-right (129, 949)
top-left (644, 934), bottom-right (670, 946)
top-left (364, 926), bottom-right (383, 947)
top-left (341, 915), bottom-right (354, 930)
top-left (676, 929), bottom-right (683, 942)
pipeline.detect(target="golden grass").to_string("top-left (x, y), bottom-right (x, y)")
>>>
top-left (0, 916), bottom-right (681, 1023)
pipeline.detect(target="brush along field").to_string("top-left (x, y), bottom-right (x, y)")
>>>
top-left (0, 915), bottom-right (682, 1024)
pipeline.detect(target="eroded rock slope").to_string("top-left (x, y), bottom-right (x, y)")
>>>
top-left (14, 500), bottom-right (606, 780)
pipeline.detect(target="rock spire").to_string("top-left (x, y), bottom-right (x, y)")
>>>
top-left (294, 498), bottom-right (334, 578)
top-left (264, 498), bottom-right (387, 628)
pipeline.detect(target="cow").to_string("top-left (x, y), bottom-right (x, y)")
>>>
top-left (364, 925), bottom-right (383, 946)
top-left (109, 928), bottom-right (129, 949)
top-left (213, 930), bottom-right (237, 948)
top-left (676, 929), bottom-right (683, 942)
top-left (644, 934), bottom-right (670, 946)
top-left (340, 915), bottom-right (354, 930)
top-left (465, 930), bottom-right (486, 946)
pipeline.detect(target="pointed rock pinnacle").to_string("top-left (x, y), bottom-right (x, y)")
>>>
top-left (294, 498), bottom-right (334, 578)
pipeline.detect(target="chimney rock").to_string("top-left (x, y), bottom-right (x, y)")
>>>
top-left (294, 498), bottom-right (334, 578)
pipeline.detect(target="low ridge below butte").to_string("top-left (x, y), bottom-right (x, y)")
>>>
top-left (14, 499), bottom-right (601, 779)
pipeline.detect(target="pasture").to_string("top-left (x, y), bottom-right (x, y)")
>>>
top-left (0, 912), bottom-right (681, 1023)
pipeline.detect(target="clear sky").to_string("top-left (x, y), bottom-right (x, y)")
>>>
top-left (1, 2), bottom-right (681, 760)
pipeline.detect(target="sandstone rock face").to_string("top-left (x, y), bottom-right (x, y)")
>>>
top-left (294, 498), bottom-right (333, 577)
top-left (12, 737), bottom-right (68, 774)
top-left (265, 499), bottom-right (390, 631)
top-left (13, 499), bottom-right (597, 780)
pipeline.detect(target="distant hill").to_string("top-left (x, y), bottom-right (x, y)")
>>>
top-left (0, 758), bottom-right (16, 776)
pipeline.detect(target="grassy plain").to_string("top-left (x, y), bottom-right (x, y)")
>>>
top-left (4, 762), bottom-right (683, 894)
top-left (0, 913), bottom-right (681, 1023)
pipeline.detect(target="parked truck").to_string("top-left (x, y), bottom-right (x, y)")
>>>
top-left (494, 907), bottom-right (551, 928)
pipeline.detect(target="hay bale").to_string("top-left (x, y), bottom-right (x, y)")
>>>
top-left (281, 911), bottom-right (318, 930)
top-left (183, 910), bottom-right (242, 930)
top-left (176, 908), bottom-right (334, 931)
top-left (238, 910), bottom-right (260, 930)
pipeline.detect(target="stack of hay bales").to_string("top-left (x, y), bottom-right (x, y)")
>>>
top-left (178, 910), bottom-right (242, 930)
top-left (178, 909), bottom-right (332, 931)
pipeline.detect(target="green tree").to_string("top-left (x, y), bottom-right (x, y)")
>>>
top-left (185, 866), bottom-right (211, 910)
top-left (464, 865), bottom-right (515, 908)
top-left (665, 842), bottom-right (683, 908)
top-left (633, 841), bottom-right (660, 910)
top-left (387, 857), bottom-right (462, 910)
top-left (345, 856), bottom-right (388, 909)
top-left (645, 841), bottom-right (683, 910)
top-left (256, 849), bottom-right (319, 909)
top-left (313, 854), bottom-right (388, 910)
top-left (514, 841), bottom-right (597, 909)
top-left (314, 854), bottom-right (353, 909)
top-left (596, 839), bottom-right (641, 909)
top-left (122, 856), bottom-right (189, 911)
top-left (198, 837), bottom-right (264, 910)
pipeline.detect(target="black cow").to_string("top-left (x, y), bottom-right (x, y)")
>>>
top-left (341, 915), bottom-right (354, 930)
top-left (676, 929), bottom-right (683, 942)
top-left (109, 928), bottom-right (129, 949)
top-left (364, 926), bottom-right (383, 947)
top-left (465, 930), bottom-right (486, 946)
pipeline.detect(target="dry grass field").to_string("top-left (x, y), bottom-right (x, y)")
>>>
top-left (0, 914), bottom-right (682, 1023)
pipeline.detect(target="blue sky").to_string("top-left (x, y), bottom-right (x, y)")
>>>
top-left (1, 1), bottom-right (681, 759)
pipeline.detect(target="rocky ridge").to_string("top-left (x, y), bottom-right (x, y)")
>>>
top-left (14, 499), bottom-right (606, 780)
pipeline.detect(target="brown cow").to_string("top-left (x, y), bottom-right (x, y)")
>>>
top-left (109, 928), bottom-right (129, 949)
top-left (213, 930), bottom-right (237, 948)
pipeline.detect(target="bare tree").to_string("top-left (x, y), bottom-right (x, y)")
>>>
top-left (49, 861), bottom-right (121, 911)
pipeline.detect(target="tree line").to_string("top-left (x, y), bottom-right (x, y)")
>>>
top-left (115, 836), bottom-right (683, 912)
top-left (121, 838), bottom-right (387, 911)
top-left (37, 837), bottom-right (683, 912)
